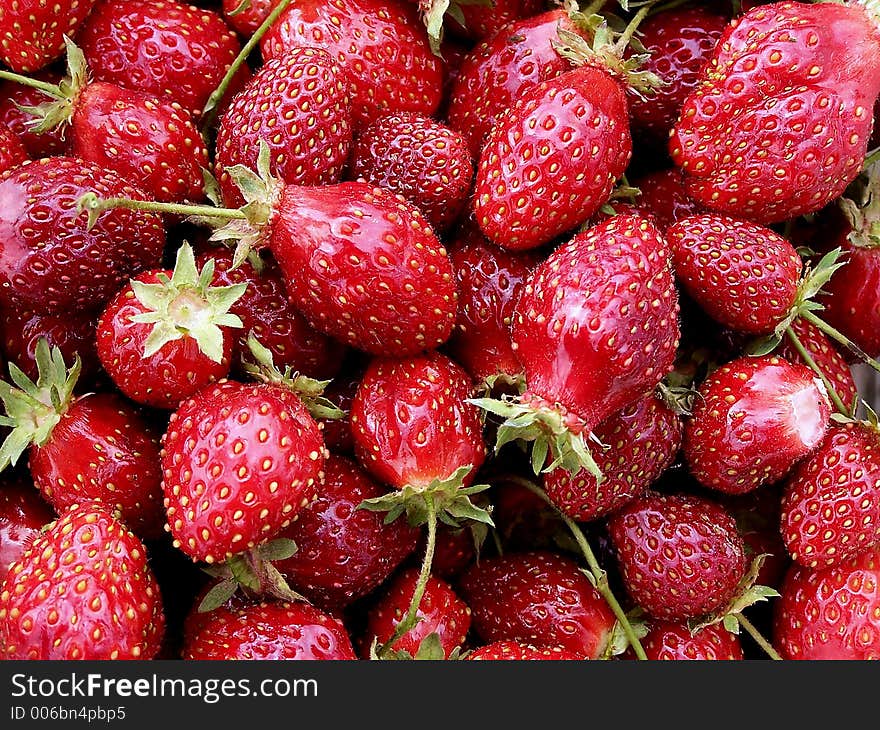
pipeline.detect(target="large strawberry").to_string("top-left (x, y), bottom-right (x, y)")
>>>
top-left (670, 1), bottom-right (880, 223)
top-left (261, 0), bottom-right (443, 128)
top-left (0, 479), bottom-right (54, 575)
top-left (0, 502), bottom-right (165, 659)
top-left (473, 214), bottom-right (679, 479)
top-left (0, 0), bottom-right (97, 72)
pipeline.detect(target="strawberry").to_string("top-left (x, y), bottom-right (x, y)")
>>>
top-left (261, 0), bottom-right (443, 129)
top-left (222, 0), bottom-right (279, 35)
top-left (683, 355), bottom-right (832, 495)
top-left (0, 127), bottom-right (27, 176)
top-left (667, 214), bottom-right (803, 335)
top-left (183, 600), bottom-right (356, 660)
top-left (0, 157), bottom-right (166, 315)
top-left (0, 73), bottom-right (69, 157)
top-left (780, 421), bottom-right (880, 570)
top-left (0, 340), bottom-right (165, 539)
top-left (457, 550), bottom-right (616, 659)
top-left (0, 0), bottom-right (97, 72)
top-left (543, 392), bottom-right (683, 522)
top-left (0, 480), bottom-right (54, 575)
top-left (75, 0), bottom-right (249, 119)
top-left (273, 455), bottom-right (420, 610)
top-left (160, 378), bottom-right (325, 564)
top-left (348, 112), bottom-right (473, 233)
top-left (214, 47), bottom-right (353, 209)
top-left (0, 501), bottom-right (165, 660)
top-left (96, 243), bottom-right (246, 409)
top-left (627, 168), bottom-right (704, 231)
top-left (317, 363), bottom-right (363, 454)
top-left (774, 543), bottom-right (880, 659)
top-left (670, 1), bottom-right (880, 223)
top-left (362, 568), bottom-right (471, 659)
top-left (640, 621), bottom-right (744, 661)
top-left (466, 641), bottom-right (581, 660)
top-left (608, 492), bottom-right (747, 620)
top-left (445, 0), bottom-right (545, 42)
top-left (474, 214), bottom-right (679, 479)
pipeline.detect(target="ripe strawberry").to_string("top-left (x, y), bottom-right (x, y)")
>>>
top-left (466, 641), bottom-right (581, 660)
top-left (475, 215), bottom-right (679, 478)
top-left (0, 480), bottom-right (54, 575)
top-left (0, 502), bottom-right (165, 660)
top-left (0, 127), bottom-right (27, 176)
top-left (640, 621), bottom-right (744, 661)
top-left (445, 0), bottom-right (545, 42)
top-left (780, 422), bottom-right (880, 570)
top-left (670, 1), bottom-right (880, 223)
top-left (273, 455), bottom-right (420, 610)
top-left (774, 543), bottom-right (880, 659)
top-left (667, 214), bottom-right (803, 335)
top-left (214, 47), bottom-right (353, 209)
top-left (628, 168), bottom-right (704, 231)
top-left (0, 73), bottom-right (68, 157)
top-left (161, 378), bottom-right (325, 564)
top-left (0, 0), bottom-right (97, 72)
top-left (0, 340), bottom-right (165, 539)
top-left (183, 600), bottom-right (356, 660)
top-left (96, 243), bottom-right (245, 409)
top-left (75, 0), bottom-right (249, 118)
top-left (261, 0), bottom-right (443, 129)
top-left (608, 492), bottom-right (747, 620)
top-left (0, 157), bottom-right (166, 315)
top-left (457, 550), bottom-right (616, 658)
top-left (317, 364), bottom-right (363, 454)
top-left (362, 568), bottom-right (471, 659)
top-left (348, 112), bottom-right (473, 233)
top-left (222, 0), bottom-right (278, 35)
top-left (543, 393), bottom-right (683, 522)
top-left (683, 355), bottom-right (832, 495)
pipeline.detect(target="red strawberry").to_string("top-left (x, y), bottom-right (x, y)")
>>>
top-left (0, 0), bottom-right (97, 72)
top-left (215, 47), bottom-right (353, 209)
top-left (628, 168), bottom-right (704, 231)
top-left (670, 1), bottom-right (880, 223)
top-left (261, 0), bottom-right (443, 129)
top-left (161, 378), bottom-right (325, 564)
top-left (780, 422), bottom-right (880, 570)
top-left (475, 215), bottom-right (679, 478)
top-left (349, 112), bottom-right (473, 233)
top-left (683, 355), bottom-right (831, 495)
top-left (362, 568), bottom-right (471, 659)
top-left (667, 214), bottom-right (803, 335)
top-left (0, 340), bottom-right (165, 539)
top-left (317, 364), bottom-right (363, 454)
top-left (0, 157), bottom-right (166, 315)
top-left (75, 0), bottom-right (249, 118)
top-left (0, 502), bottom-right (165, 660)
top-left (96, 243), bottom-right (245, 409)
top-left (608, 492), bottom-right (747, 620)
top-left (466, 641), bottom-right (581, 660)
top-left (0, 480), bottom-right (54, 575)
top-left (423, 523), bottom-right (479, 581)
top-left (222, 0), bottom-right (278, 35)
top-left (640, 621), bottom-right (744, 661)
top-left (273, 455), bottom-right (420, 610)
top-left (446, 0), bottom-right (545, 42)
top-left (543, 392), bottom-right (683, 522)
top-left (183, 600), bottom-right (356, 660)
top-left (774, 543), bottom-right (880, 659)
top-left (0, 127), bottom-right (27, 176)
top-left (457, 550), bottom-right (616, 659)
top-left (0, 73), bottom-right (69, 157)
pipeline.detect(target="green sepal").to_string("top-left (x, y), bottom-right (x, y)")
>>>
top-left (16, 36), bottom-right (88, 135)
top-left (655, 381), bottom-right (698, 417)
top-left (774, 247), bottom-right (846, 340)
top-left (839, 166), bottom-right (880, 249)
top-left (197, 578), bottom-right (239, 614)
top-left (603, 608), bottom-right (649, 659)
top-left (416, 0), bottom-right (493, 56)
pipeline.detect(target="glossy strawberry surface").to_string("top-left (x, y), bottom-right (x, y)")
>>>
top-left (466, 641), bottom-right (582, 660)
top-left (0, 127), bottom-right (27, 176)
top-left (0, 480), bottom-right (54, 575)
top-left (0, 0), bottom-right (97, 72)
top-left (641, 621), bottom-right (744, 660)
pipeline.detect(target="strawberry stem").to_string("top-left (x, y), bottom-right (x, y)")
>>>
top-left (76, 193), bottom-right (247, 222)
top-left (512, 476), bottom-right (648, 661)
top-left (0, 70), bottom-right (64, 98)
top-left (785, 326), bottom-right (849, 415)
top-left (800, 310), bottom-right (880, 374)
top-left (736, 614), bottom-right (782, 661)
top-left (613, 3), bottom-right (655, 55)
top-left (201, 0), bottom-right (295, 131)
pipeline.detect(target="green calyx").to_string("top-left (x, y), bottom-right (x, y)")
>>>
top-left (0, 339), bottom-right (81, 471)
top-left (371, 633), bottom-right (462, 661)
top-left (417, 0), bottom-right (493, 56)
top-left (242, 333), bottom-right (344, 421)
top-left (130, 242), bottom-right (246, 363)
top-left (839, 167), bottom-right (880, 249)
top-left (469, 394), bottom-right (603, 480)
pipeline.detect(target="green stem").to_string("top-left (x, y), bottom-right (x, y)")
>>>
top-left (0, 70), bottom-right (64, 99)
top-left (785, 326), bottom-right (849, 415)
top-left (378, 497), bottom-right (437, 658)
top-left (737, 614), bottom-right (783, 661)
top-left (614, 3), bottom-right (655, 54)
top-left (78, 194), bottom-right (247, 221)
top-left (513, 476), bottom-right (648, 661)
top-left (801, 310), bottom-right (880, 374)
top-left (864, 146), bottom-right (880, 172)
top-left (580, 0), bottom-right (610, 16)
top-left (201, 0), bottom-right (295, 130)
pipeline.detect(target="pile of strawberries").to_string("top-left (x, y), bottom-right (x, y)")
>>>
top-left (0, 0), bottom-right (879, 661)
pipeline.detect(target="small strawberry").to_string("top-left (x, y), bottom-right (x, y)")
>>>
top-left (543, 392), bottom-right (683, 522)
top-left (349, 112), bottom-right (473, 233)
top-left (670, 1), bottom-right (880, 223)
top-left (0, 0), bottom-right (97, 72)
top-left (640, 621), bottom-right (744, 661)
top-left (362, 568), bottom-right (471, 659)
top-left (774, 543), bottom-right (880, 660)
top-left (183, 600), bottom-right (356, 660)
top-left (222, 0), bottom-right (279, 35)
top-left (457, 550), bottom-right (616, 659)
top-left (0, 479), bottom-right (54, 575)
top-left (466, 641), bottom-right (582, 660)
top-left (0, 127), bottom-right (27, 176)
top-left (608, 492), bottom-right (747, 620)
top-left (0, 501), bottom-right (165, 660)
top-left (261, 0), bottom-right (443, 128)
top-left (0, 73), bottom-right (68, 157)
top-left (96, 243), bottom-right (246, 409)
top-left (683, 355), bottom-right (832, 495)
top-left (780, 421), bottom-right (880, 570)
top-left (627, 168), bottom-right (704, 231)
